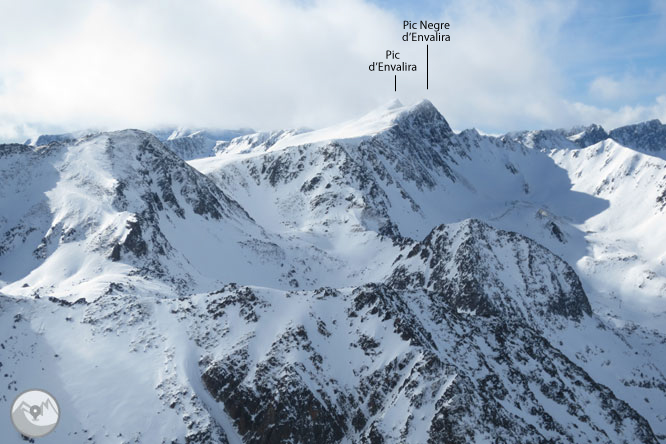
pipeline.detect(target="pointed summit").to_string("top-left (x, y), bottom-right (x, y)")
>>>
top-left (385, 98), bottom-right (404, 110)
top-left (411, 98), bottom-right (437, 111)
top-left (392, 99), bottom-right (454, 138)
top-left (262, 99), bottom-right (447, 151)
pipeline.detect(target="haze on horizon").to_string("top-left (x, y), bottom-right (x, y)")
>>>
top-left (0, 0), bottom-right (664, 142)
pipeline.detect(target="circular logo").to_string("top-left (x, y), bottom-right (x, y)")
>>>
top-left (10, 389), bottom-right (60, 438)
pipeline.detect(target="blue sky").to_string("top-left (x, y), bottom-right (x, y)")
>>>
top-left (0, 0), bottom-right (664, 140)
top-left (555, 0), bottom-right (665, 106)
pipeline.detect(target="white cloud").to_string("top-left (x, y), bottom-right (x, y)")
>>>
top-left (568, 95), bottom-right (666, 130)
top-left (0, 0), bottom-right (663, 141)
top-left (420, 0), bottom-right (577, 131)
top-left (589, 76), bottom-right (624, 101)
top-left (0, 0), bottom-right (401, 137)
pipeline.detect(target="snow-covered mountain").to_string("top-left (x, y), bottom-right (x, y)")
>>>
top-left (609, 119), bottom-right (666, 155)
top-left (507, 118), bottom-right (666, 155)
top-left (1, 101), bottom-right (665, 443)
top-left (388, 219), bottom-right (592, 323)
top-left (24, 130), bottom-right (100, 147)
top-left (0, 130), bottom-right (345, 300)
top-left (154, 128), bottom-right (256, 160)
top-left (25, 127), bottom-right (257, 161)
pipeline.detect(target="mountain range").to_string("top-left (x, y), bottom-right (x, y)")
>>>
top-left (1, 100), bottom-right (665, 443)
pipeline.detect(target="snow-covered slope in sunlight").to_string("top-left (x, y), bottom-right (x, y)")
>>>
top-left (551, 139), bottom-right (666, 331)
top-left (0, 131), bottom-right (321, 301)
top-left (3, 100), bottom-right (666, 443)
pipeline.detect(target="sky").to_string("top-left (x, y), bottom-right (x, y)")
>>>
top-left (0, 0), bottom-right (665, 142)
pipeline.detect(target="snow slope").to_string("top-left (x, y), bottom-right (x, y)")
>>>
top-left (1, 100), bottom-right (665, 443)
top-left (551, 139), bottom-right (666, 331)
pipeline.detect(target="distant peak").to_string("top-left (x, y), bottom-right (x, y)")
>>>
top-left (25, 129), bottom-right (99, 146)
top-left (611, 119), bottom-right (663, 133)
top-left (608, 118), bottom-right (666, 153)
top-left (385, 98), bottom-right (404, 110)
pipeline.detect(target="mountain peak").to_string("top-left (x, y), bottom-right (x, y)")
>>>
top-left (393, 99), bottom-right (452, 133)
top-left (385, 98), bottom-right (404, 110)
top-left (609, 118), bottom-right (666, 153)
top-left (411, 98), bottom-right (436, 111)
top-left (612, 119), bottom-right (663, 132)
top-left (255, 99), bottom-right (449, 152)
top-left (565, 123), bottom-right (609, 148)
top-left (389, 219), bottom-right (592, 322)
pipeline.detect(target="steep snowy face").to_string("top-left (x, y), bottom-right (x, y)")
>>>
top-left (609, 119), bottom-right (666, 154)
top-left (353, 99), bottom-right (458, 192)
top-left (0, 130), bottom-right (277, 299)
top-left (190, 100), bottom-right (604, 292)
top-left (389, 219), bottom-right (591, 323)
top-left (187, 101), bottom-right (485, 292)
top-left (186, 99), bottom-right (666, 330)
top-left (192, 101), bottom-right (531, 241)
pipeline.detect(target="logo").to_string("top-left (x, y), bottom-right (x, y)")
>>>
top-left (10, 389), bottom-right (60, 438)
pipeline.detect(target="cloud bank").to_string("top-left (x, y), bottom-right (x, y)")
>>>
top-left (0, 0), bottom-right (664, 141)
